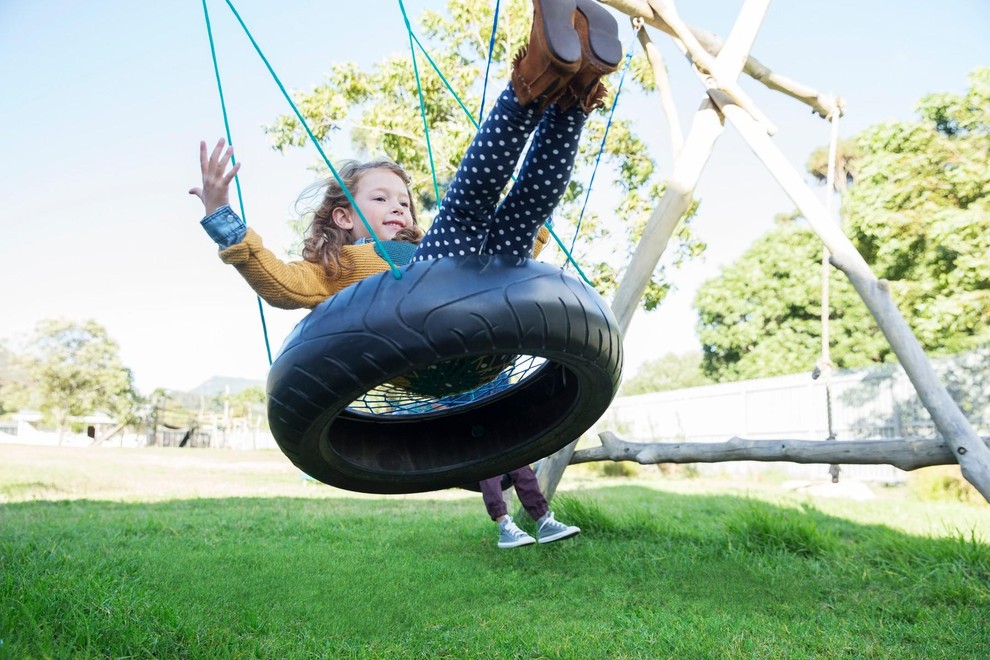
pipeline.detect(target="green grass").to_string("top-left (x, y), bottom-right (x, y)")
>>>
top-left (1, 445), bottom-right (989, 658)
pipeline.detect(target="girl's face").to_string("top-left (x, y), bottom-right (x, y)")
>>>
top-left (332, 168), bottom-right (413, 241)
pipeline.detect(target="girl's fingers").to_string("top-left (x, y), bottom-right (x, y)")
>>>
top-left (221, 162), bottom-right (241, 186)
top-left (208, 138), bottom-right (225, 171)
top-left (197, 139), bottom-right (237, 197)
top-left (217, 144), bottom-right (234, 171)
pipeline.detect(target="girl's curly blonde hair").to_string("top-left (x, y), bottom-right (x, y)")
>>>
top-left (298, 160), bottom-right (424, 278)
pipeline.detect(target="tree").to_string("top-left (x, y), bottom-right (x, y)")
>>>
top-left (842, 67), bottom-right (990, 353)
top-left (0, 341), bottom-right (22, 416)
top-left (265, 0), bottom-right (703, 309)
top-left (12, 320), bottom-right (139, 440)
top-left (696, 69), bottom-right (990, 381)
top-left (214, 385), bottom-right (267, 430)
top-left (695, 215), bottom-right (887, 380)
top-left (619, 351), bottom-right (712, 395)
top-left (804, 134), bottom-right (859, 190)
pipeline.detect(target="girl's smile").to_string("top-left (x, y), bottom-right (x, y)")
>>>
top-left (333, 168), bottom-right (414, 241)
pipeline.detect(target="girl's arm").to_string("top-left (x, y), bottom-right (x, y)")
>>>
top-left (190, 139), bottom-right (341, 309)
top-left (218, 228), bottom-right (352, 309)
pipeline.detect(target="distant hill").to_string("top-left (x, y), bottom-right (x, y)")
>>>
top-left (189, 376), bottom-right (266, 397)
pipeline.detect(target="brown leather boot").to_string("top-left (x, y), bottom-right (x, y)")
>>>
top-left (557, 0), bottom-right (623, 113)
top-left (511, 0), bottom-right (582, 112)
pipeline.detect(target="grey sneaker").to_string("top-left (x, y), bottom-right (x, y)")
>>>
top-left (536, 512), bottom-right (581, 544)
top-left (498, 516), bottom-right (536, 549)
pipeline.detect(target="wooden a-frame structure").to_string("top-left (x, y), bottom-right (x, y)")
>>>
top-left (536, 0), bottom-right (990, 504)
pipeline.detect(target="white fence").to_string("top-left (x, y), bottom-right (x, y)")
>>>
top-left (6, 349), bottom-right (985, 485)
top-left (597, 348), bottom-right (990, 482)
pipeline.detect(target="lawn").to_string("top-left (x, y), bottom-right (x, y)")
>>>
top-left (1, 443), bottom-right (988, 658)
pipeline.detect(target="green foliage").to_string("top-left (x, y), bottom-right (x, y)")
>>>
top-left (843, 67), bottom-right (990, 352)
top-left (696, 217), bottom-right (887, 380)
top-left (911, 465), bottom-right (986, 505)
top-left (620, 350), bottom-right (712, 394)
top-left (598, 460), bottom-right (640, 478)
top-left (0, 340), bottom-right (22, 416)
top-left (8, 319), bottom-right (140, 432)
top-left (805, 137), bottom-right (859, 190)
top-left (697, 69), bottom-right (990, 381)
top-left (264, 0), bottom-right (703, 310)
top-left (223, 385), bottom-right (265, 418)
top-left (147, 388), bottom-right (199, 431)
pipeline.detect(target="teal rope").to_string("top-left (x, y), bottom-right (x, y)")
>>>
top-left (478, 0), bottom-right (501, 124)
top-left (567, 27), bottom-right (639, 258)
top-left (407, 28), bottom-right (481, 130)
top-left (399, 0), bottom-right (441, 206)
top-left (547, 223), bottom-right (592, 283)
top-left (201, 0), bottom-right (273, 366)
top-left (398, 5), bottom-right (595, 285)
top-left (221, 0), bottom-right (404, 279)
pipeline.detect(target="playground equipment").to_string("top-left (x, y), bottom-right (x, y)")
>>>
top-left (534, 0), bottom-right (990, 505)
top-left (201, 0), bottom-right (989, 502)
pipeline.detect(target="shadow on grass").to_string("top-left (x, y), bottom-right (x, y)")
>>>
top-left (2, 486), bottom-right (989, 657)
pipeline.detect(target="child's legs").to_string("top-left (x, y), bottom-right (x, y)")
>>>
top-left (485, 103), bottom-right (586, 256)
top-left (510, 465), bottom-right (549, 521)
top-left (479, 475), bottom-right (509, 520)
top-left (414, 84), bottom-right (540, 261)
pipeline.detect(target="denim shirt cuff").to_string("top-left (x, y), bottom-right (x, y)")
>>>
top-left (200, 205), bottom-right (247, 249)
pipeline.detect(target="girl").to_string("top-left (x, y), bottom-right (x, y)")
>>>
top-left (190, 0), bottom-right (622, 547)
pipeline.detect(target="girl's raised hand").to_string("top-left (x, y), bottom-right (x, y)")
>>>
top-left (189, 138), bottom-right (241, 216)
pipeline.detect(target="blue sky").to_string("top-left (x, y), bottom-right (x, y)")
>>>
top-left (1, 1), bottom-right (987, 394)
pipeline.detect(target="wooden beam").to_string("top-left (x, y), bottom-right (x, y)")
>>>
top-left (599, 0), bottom-right (841, 118)
top-left (572, 432), bottom-right (990, 473)
top-left (707, 90), bottom-right (990, 502)
top-left (646, 0), bottom-right (778, 135)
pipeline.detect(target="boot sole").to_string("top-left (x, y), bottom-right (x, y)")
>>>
top-left (536, 0), bottom-right (582, 65)
top-left (575, 0), bottom-right (623, 67)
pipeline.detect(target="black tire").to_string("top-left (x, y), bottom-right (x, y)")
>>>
top-left (267, 254), bottom-right (622, 494)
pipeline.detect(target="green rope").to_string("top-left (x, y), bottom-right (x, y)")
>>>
top-left (220, 0), bottom-right (404, 280)
top-left (200, 0), bottom-right (273, 365)
top-left (478, 0), bottom-right (501, 124)
top-left (399, 0), bottom-right (441, 206)
top-left (547, 222), bottom-right (593, 283)
top-left (396, 2), bottom-right (594, 286)
top-left (406, 28), bottom-right (481, 131)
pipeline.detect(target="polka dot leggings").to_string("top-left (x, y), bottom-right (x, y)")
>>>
top-left (413, 82), bottom-right (586, 260)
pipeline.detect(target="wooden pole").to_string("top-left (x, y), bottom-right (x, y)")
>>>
top-left (600, 0), bottom-right (841, 118)
top-left (610, 101), bottom-right (723, 333)
top-left (708, 90), bottom-right (990, 501)
top-left (636, 24), bottom-right (683, 159)
top-left (534, 0), bottom-right (766, 504)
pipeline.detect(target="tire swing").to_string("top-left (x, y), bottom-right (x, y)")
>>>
top-left (267, 254), bottom-right (622, 494)
top-left (199, 1), bottom-right (623, 493)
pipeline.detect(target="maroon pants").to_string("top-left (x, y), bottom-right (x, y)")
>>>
top-left (479, 465), bottom-right (549, 521)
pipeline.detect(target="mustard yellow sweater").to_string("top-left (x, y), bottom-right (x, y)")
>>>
top-left (219, 226), bottom-right (552, 310)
